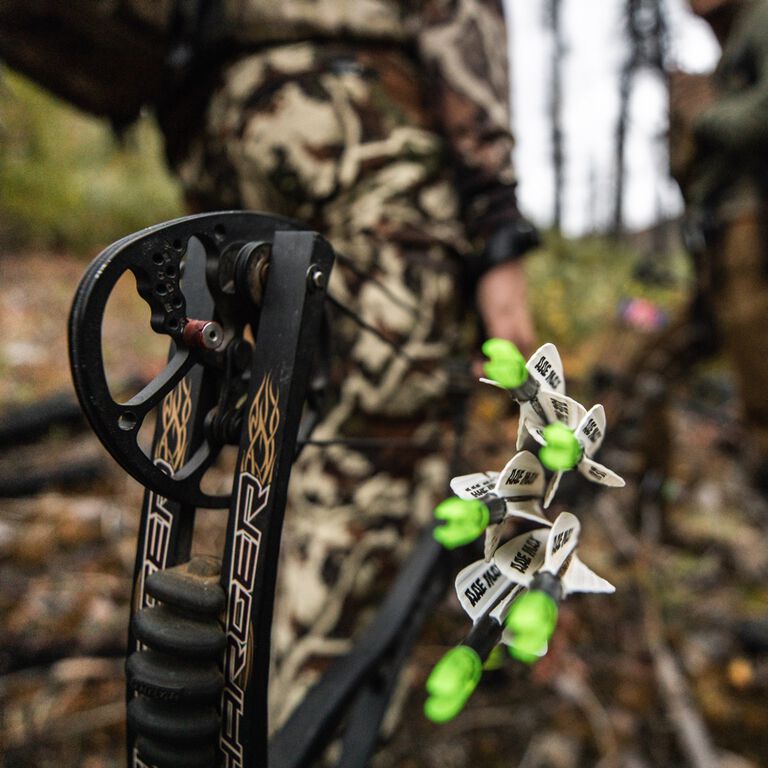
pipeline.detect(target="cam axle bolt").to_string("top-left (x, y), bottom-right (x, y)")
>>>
top-left (182, 319), bottom-right (224, 350)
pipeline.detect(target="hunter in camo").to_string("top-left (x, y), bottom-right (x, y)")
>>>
top-left (0, 0), bottom-right (534, 731)
top-left (0, 0), bottom-right (534, 734)
top-left (670, 0), bottom-right (768, 476)
top-left (155, 0), bottom-right (536, 729)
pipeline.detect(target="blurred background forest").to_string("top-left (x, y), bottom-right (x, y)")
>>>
top-left (1, 0), bottom-right (767, 767)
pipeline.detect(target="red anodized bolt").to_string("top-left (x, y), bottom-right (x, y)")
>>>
top-left (182, 319), bottom-right (223, 350)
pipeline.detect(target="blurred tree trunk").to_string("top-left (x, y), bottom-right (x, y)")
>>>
top-left (613, 49), bottom-right (631, 238)
top-left (586, 160), bottom-right (599, 234)
top-left (612, 0), bottom-right (669, 238)
top-left (546, 0), bottom-right (566, 233)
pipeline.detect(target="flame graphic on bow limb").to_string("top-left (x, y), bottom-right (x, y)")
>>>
top-left (156, 377), bottom-right (193, 471)
top-left (243, 374), bottom-right (280, 484)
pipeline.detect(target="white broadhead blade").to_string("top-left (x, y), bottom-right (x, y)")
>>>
top-left (484, 523), bottom-right (502, 562)
top-left (494, 451), bottom-right (546, 500)
top-left (450, 471), bottom-right (499, 500)
top-left (490, 585), bottom-right (525, 624)
top-left (455, 558), bottom-right (511, 622)
top-left (562, 555), bottom-right (615, 596)
top-left (517, 402), bottom-right (544, 449)
top-left (574, 404), bottom-right (607, 458)
top-left (503, 499), bottom-right (550, 525)
top-left (526, 343), bottom-right (566, 394)
top-left (493, 528), bottom-right (550, 587)
top-left (525, 394), bottom-right (586, 459)
top-left (516, 415), bottom-right (528, 450)
top-left (484, 500), bottom-right (550, 561)
top-left (542, 511), bottom-right (581, 576)
top-left (543, 471), bottom-right (563, 509)
top-left (526, 424), bottom-right (547, 447)
top-left (577, 458), bottom-right (625, 487)
top-left (536, 390), bottom-right (587, 430)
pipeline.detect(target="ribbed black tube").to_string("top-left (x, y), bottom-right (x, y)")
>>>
top-left (126, 556), bottom-right (225, 768)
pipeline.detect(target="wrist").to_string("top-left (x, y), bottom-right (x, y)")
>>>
top-left (482, 219), bottom-right (539, 269)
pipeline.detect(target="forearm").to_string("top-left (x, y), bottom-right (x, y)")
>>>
top-left (694, 2), bottom-right (768, 156)
top-left (695, 89), bottom-right (768, 156)
top-left (475, 260), bottom-right (535, 355)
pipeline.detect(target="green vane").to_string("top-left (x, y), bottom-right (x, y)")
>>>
top-left (505, 590), bottom-right (558, 665)
top-left (424, 645), bottom-right (483, 723)
top-left (433, 497), bottom-right (490, 549)
top-left (481, 338), bottom-right (528, 390)
top-left (539, 422), bottom-right (582, 472)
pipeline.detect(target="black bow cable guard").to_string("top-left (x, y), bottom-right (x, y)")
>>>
top-left (68, 212), bottom-right (460, 768)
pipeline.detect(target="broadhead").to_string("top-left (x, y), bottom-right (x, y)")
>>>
top-left (481, 338), bottom-right (528, 390)
top-left (424, 646), bottom-right (482, 723)
top-left (433, 497), bottom-right (490, 549)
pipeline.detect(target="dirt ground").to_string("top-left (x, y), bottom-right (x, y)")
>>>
top-left (1, 249), bottom-right (767, 767)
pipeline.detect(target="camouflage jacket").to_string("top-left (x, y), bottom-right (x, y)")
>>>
top-left (689, 0), bottom-right (768, 207)
top-left (180, 0), bottom-right (532, 262)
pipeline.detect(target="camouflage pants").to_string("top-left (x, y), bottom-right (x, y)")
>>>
top-left (173, 42), bottom-right (470, 728)
top-left (710, 210), bottom-right (768, 459)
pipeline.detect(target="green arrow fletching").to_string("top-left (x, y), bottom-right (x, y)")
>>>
top-left (481, 338), bottom-right (528, 390)
top-left (483, 645), bottom-right (506, 671)
top-left (539, 422), bottom-right (582, 471)
top-left (433, 497), bottom-right (490, 549)
top-left (424, 646), bottom-right (482, 723)
top-left (505, 590), bottom-right (558, 664)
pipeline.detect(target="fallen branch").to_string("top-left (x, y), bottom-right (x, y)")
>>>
top-left (554, 662), bottom-right (619, 765)
top-left (643, 598), bottom-right (720, 768)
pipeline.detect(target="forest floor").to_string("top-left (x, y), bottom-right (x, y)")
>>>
top-left (1, 249), bottom-right (767, 768)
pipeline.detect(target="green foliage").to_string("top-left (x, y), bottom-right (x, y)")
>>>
top-left (0, 70), bottom-right (183, 253)
top-left (526, 231), bottom-right (692, 353)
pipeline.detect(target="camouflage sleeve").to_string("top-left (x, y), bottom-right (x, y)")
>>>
top-left (415, 0), bottom-right (538, 265)
top-left (694, 2), bottom-right (768, 156)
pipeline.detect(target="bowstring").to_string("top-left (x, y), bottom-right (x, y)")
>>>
top-left (331, 250), bottom-right (426, 318)
top-left (298, 258), bottom-right (474, 457)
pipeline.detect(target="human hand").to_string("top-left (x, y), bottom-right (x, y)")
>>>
top-left (475, 260), bottom-right (535, 357)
